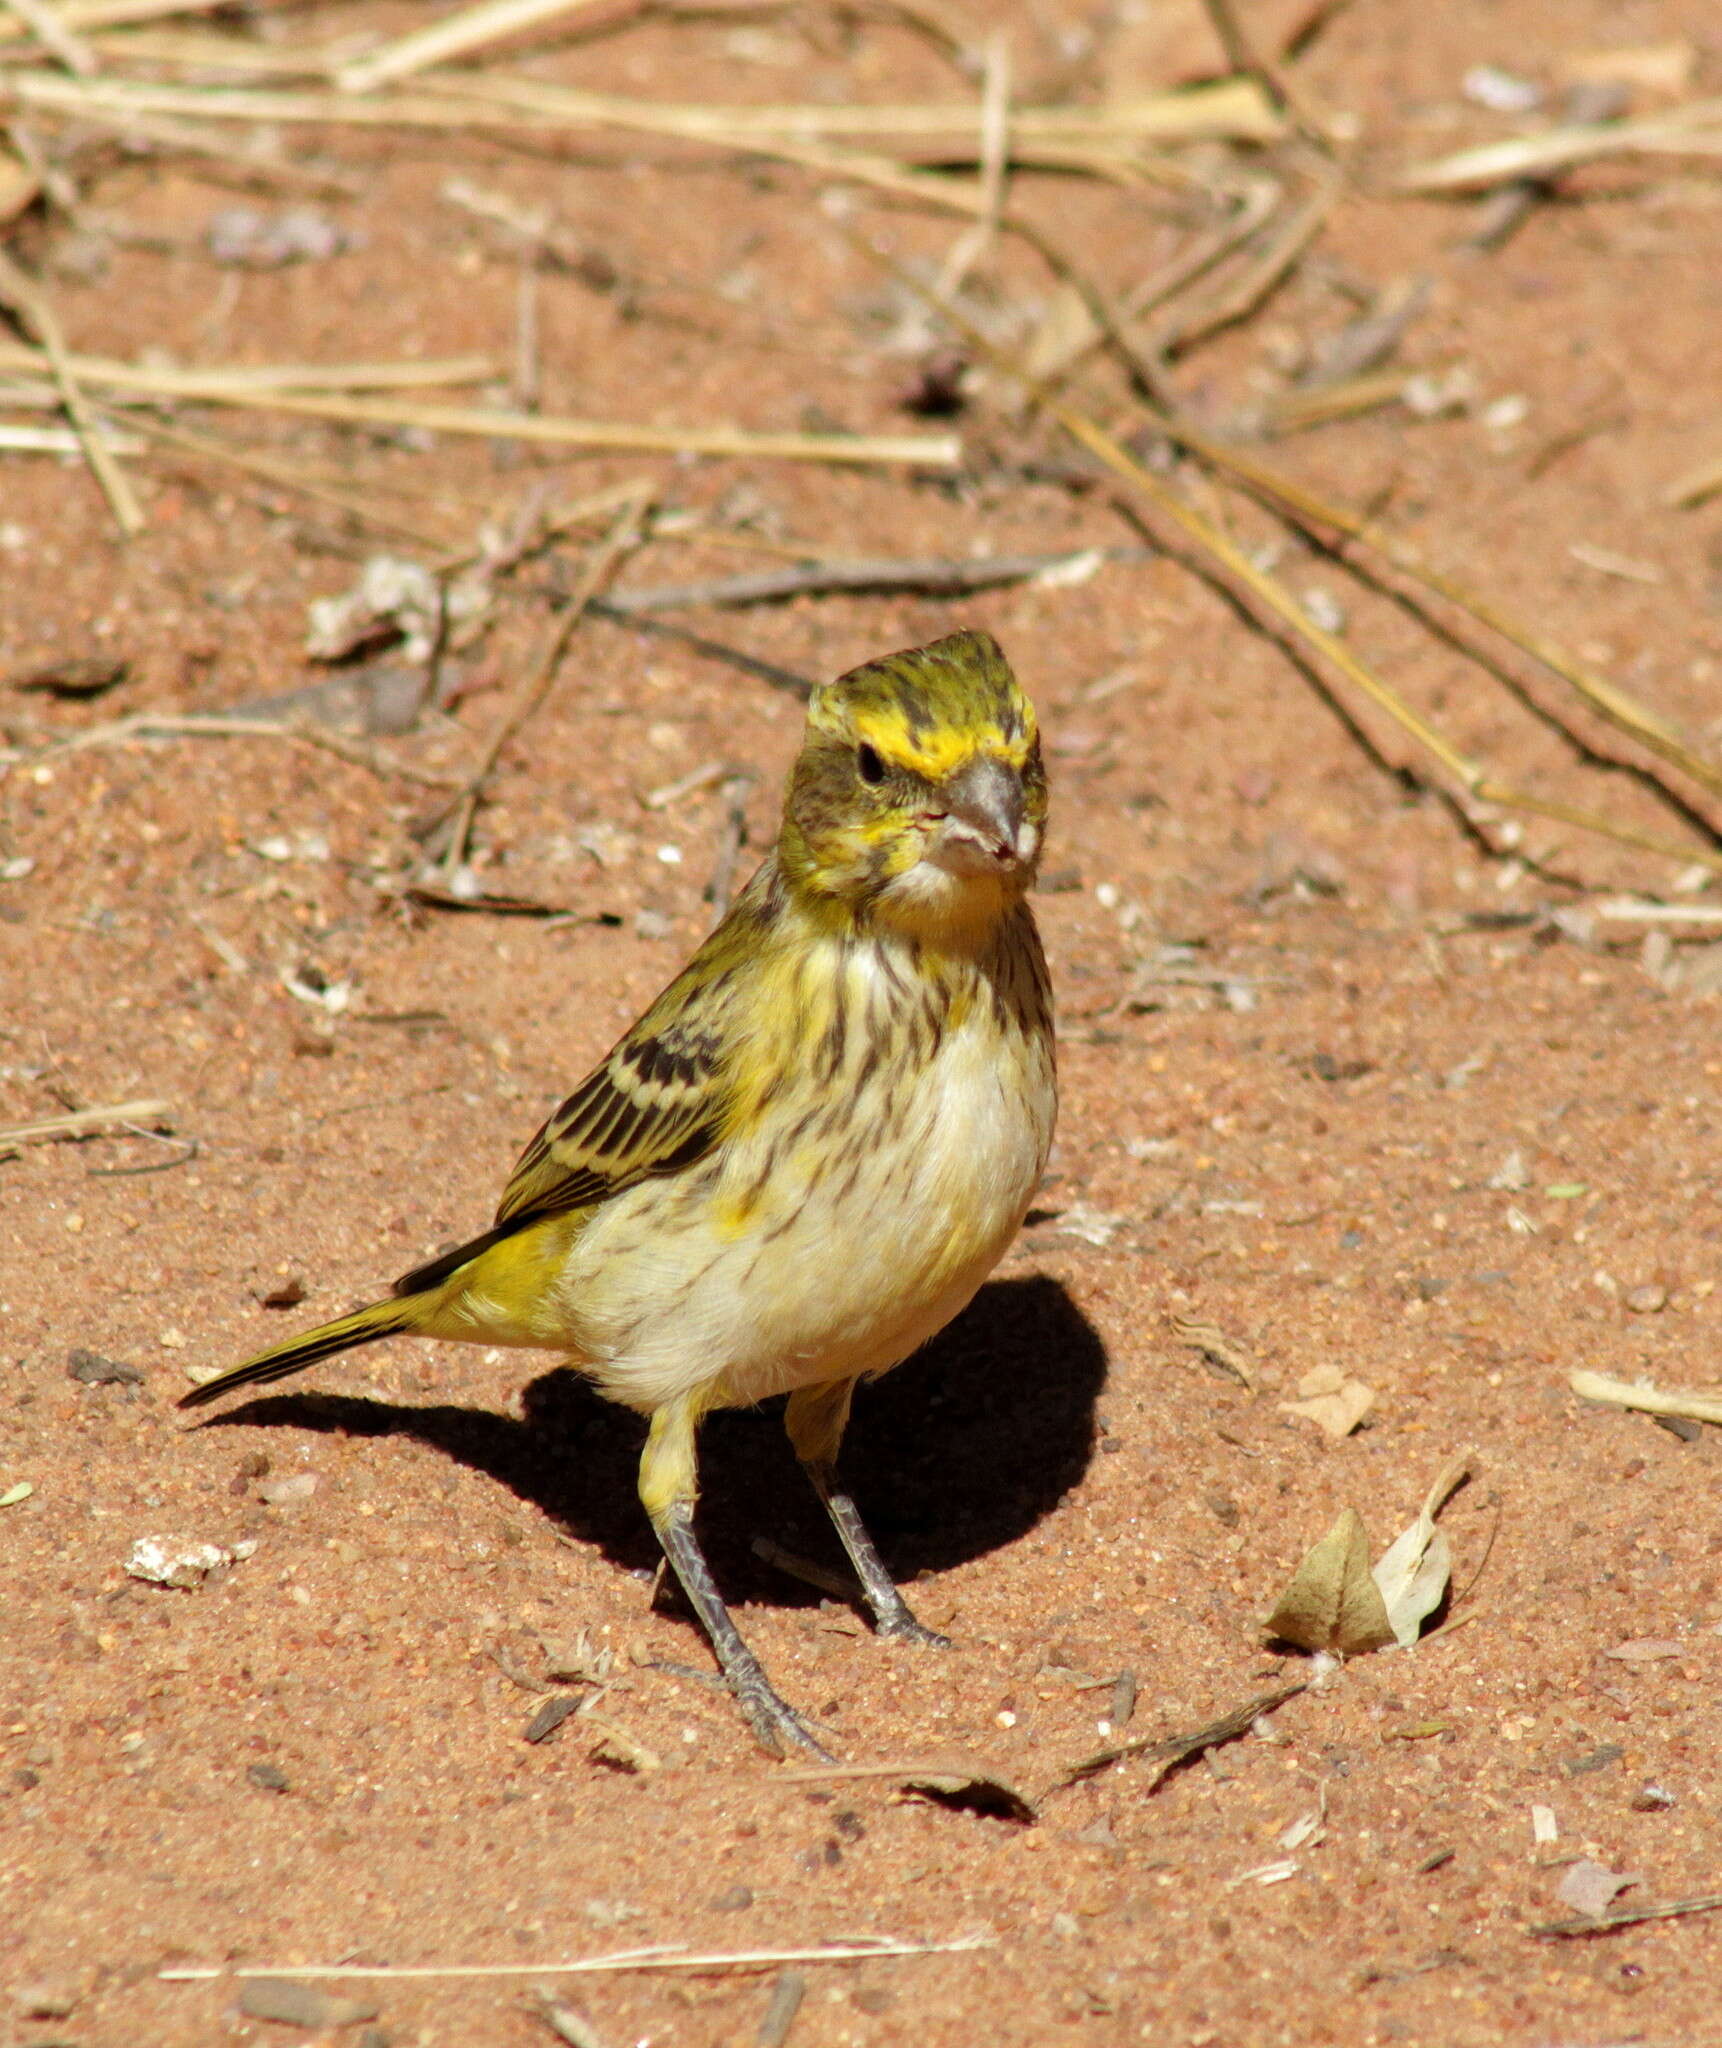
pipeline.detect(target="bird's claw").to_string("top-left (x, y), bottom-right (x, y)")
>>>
top-left (733, 1678), bottom-right (834, 1761)
top-left (877, 1614), bottom-right (953, 1649)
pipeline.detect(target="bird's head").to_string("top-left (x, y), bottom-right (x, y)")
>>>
top-left (779, 630), bottom-right (1046, 936)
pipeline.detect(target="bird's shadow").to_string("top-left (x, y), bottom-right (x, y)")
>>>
top-left (193, 1274), bottom-right (1107, 1608)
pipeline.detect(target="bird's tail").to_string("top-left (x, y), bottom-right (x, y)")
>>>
top-left (178, 1293), bottom-right (420, 1411)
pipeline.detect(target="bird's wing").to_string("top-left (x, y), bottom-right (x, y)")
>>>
top-left (494, 995), bottom-right (730, 1226)
top-left (492, 877), bottom-right (775, 1228)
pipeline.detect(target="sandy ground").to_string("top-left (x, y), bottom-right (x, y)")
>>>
top-left (5, 1), bottom-right (1722, 2043)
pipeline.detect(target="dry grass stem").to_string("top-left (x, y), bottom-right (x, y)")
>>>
top-left (1170, 420), bottom-right (1722, 806)
top-left (1532, 1893), bottom-right (1722, 1940)
top-left (0, 248), bottom-right (143, 535)
top-left (1, 68), bottom-right (1280, 147)
top-left (0, 0), bottom-right (231, 43)
top-left (437, 489), bottom-right (652, 872)
top-left (4, 0), bottom-right (101, 74)
top-left (336, 0), bottom-right (614, 95)
top-left (0, 419), bottom-right (142, 454)
top-left (867, 241), bottom-right (1722, 874)
top-left (1663, 451), bottom-right (1722, 511)
top-left (1400, 101), bottom-right (1722, 193)
top-left (38, 712), bottom-right (468, 788)
top-left (0, 338), bottom-right (496, 397)
top-left (0, 330), bottom-right (957, 462)
top-left (126, 413), bottom-right (465, 549)
top-left (931, 30), bottom-right (1010, 300)
top-left (1156, 179), bottom-right (1336, 356)
top-left (604, 550), bottom-right (1114, 613)
top-left (160, 1935), bottom-right (994, 1982)
top-left (1571, 1369), bottom-right (1722, 1430)
top-left (0, 1099), bottom-right (173, 1145)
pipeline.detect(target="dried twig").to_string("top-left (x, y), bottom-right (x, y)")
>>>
top-left (37, 712), bottom-right (468, 788)
top-left (160, 1935), bottom-right (994, 1982)
top-left (434, 490), bottom-right (651, 873)
top-left (4, 0), bottom-right (101, 74)
top-left (1048, 1682), bottom-right (1306, 1793)
top-left (1664, 452), bottom-right (1722, 512)
top-left (0, 1099), bottom-right (173, 1145)
top-left (603, 549), bottom-right (1116, 613)
top-left (0, 249), bottom-right (142, 535)
top-left (1400, 101), bottom-right (1722, 193)
top-left (1532, 1893), bottom-right (1722, 1940)
top-left (1570, 1369), bottom-right (1722, 1430)
top-left (0, 0), bottom-right (234, 44)
top-left (0, 69), bottom-right (1283, 147)
top-left (336, 0), bottom-right (615, 96)
top-left (0, 337), bottom-right (496, 397)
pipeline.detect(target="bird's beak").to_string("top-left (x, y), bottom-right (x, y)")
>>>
top-left (931, 756), bottom-right (1037, 873)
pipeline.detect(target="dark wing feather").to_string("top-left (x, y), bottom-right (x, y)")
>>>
top-left (491, 876), bottom-right (777, 1229)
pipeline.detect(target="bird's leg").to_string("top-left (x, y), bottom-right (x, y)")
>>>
top-left (640, 1394), bottom-right (831, 1760)
top-left (784, 1380), bottom-right (951, 1649)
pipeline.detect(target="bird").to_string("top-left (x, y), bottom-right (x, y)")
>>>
top-left (182, 627), bottom-right (1056, 1757)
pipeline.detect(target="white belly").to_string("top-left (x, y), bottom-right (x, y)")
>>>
top-left (562, 982), bottom-right (1054, 1414)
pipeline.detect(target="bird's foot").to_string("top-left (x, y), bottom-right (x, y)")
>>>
top-left (731, 1672), bottom-right (834, 1761)
top-left (870, 1596), bottom-right (952, 1649)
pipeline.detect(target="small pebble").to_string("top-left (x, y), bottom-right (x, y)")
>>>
top-left (238, 1978), bottom-right (378, 2029)
top-left (1624, 1284), bottom-right (1668, 1315)
top-left (247, 1762), bottom-right (290, 1794)
top-left (67, 1347), bottom-right (143, 1386)
top-left (258, 1472), bottom-right (320, 1507)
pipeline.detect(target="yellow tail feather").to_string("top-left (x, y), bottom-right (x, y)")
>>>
top-left (178, 1294), bottom-right (420, 1410)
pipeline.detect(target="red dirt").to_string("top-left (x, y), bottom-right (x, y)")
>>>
top-left (5, 2), bottom-right (1722, 2043)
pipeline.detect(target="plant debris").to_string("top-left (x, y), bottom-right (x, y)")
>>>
top-left (1571, 1368), bottom-right (1722, 1429)
top-left (1048, 1683), bottom-right (1305, 1794)
top-left (1265, 1455), bottom-right (1474, 1655)
top-left (1264, 1508), bottom-right (1395, 1656)
top-left (1371, 1452), bottom-right (1473, 1647)
top-left (1278, 1364), bottom-right (1374, 1438)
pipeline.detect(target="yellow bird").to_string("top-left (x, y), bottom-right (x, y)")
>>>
top-left (184, 629), bottom-right (1056, 1755)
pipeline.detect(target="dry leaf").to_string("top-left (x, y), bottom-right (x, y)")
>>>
top-left (1279, 1364), bottom-right (1374, 1438)
top-left (1264, 1508), bottom-right (1395, 1655)
top-left (1371, 1451), bottom-right (1473, 1647)
top-left (1556, 1858), bottom-right (1638, 1920)
top-left (1571, 1368), bottom-right (1722, 1429)
top-left (1604, 1638), bottom-right (1684, 1662)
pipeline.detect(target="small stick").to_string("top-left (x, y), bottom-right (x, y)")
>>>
top-left (0, 1098), bottom-right (173, 1145)
top-left (0, 335), bottom-right (497, 397)
top-left (751, 1536), bottom-right (852, 1602)
top-left (0, 248), bottom-right (143, 535)
top-left (1593, 900), bottom-right (1722, 924)
top-left (1532, 1893), bottom-right (1722, 1940)
top-left (1048, 1681), bottom-right (1306, 1794)
top-left (756, 1971), bottom-right (807, 2048)
top-left (1664, 451), bottom-right (1722, 512)
top-left (703, 773), bottom-right (753, 925)
top-left (69, 378), bottom-right (965, 470)
top-left (1197, 0), bottom-right (1330, 149)
top-left (160, 1935), bottom-right (994, 1981)
top-left (0, 0), bottom-right (236, 43)
top-left (932, 29), bottom-right (1010, 300)
top-left (435, 489), bottom-right (651, 873)
top-left (1400, 105), bottom-right (1722, 193)
top-left (336, 0), bottom-right (616, 96)
top-left (3, 0), bottom-right (101, 74)
top-left (1156, 179), bottom-right (1336, 357)
top-left (127, 412), bottom-right (463, 550)
top-left (602, 549), bottom-right (1117, 613)
top-left (37, 712), bottom-right (468, 789)
top-left (1570, 1369), bottom-right (1722, 1430)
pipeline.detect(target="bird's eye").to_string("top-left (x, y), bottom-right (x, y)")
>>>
top-left (856, 743), bottom-right (887, 786)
